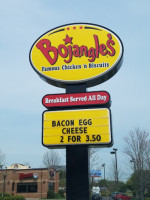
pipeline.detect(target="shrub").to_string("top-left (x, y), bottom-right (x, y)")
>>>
top-left (59, 189), bottom-right (65, 197)
top-left (0, 194), bottom-right (10, 197)
top-left (101, 191), bottom-right (108, 197)
top-left (0, 195), bottom-right (25, 200)
top-left (47, 190), bottom-right (55, 199)
top-left (13, 195), bottom-right (25, 200)
top-left (54, 193), bottom-right (61, 198)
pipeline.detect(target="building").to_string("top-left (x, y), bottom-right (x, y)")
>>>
top-left (6, 163), bottom-right (30, 170)
top-left (0, 164), bottom-right (59, 199)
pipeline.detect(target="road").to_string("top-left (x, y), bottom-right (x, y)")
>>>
top-left (26, 198), bottom-right (112, 200)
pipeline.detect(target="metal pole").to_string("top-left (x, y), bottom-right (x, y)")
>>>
top-left (104, 165), bottom-right (105, 180)
top-left (130, 158), bottom-right (136, 171)
top-left (130, 159), bottom-right (139, 199)
top-left (102, 164), bottom-right (105, 180)
top-left (114, 151), bottom-right (118, 186)
top-left (111, 148), bottom-right (118, 191)
top-left (66, 84), bottom-right (90, 200)
top-left (41, 170), bottom-right (42, 199)
top-left (92, 177), bottom-right (94, 185)
top-left (66, 145), bottom-right (89, 200)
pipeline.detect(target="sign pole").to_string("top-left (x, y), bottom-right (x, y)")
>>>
top-left (66, 84), bottom-right (90, 200)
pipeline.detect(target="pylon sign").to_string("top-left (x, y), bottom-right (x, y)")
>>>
top-left (29, 23), bottom-right (124, 148)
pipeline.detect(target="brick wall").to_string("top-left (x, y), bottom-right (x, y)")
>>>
top-left (0, 168), bottom-right (59, 199)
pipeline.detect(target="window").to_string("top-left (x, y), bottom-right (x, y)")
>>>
top-left (17, 183), bottom-right (37, 193)
top-left (48, 182), bottom-right (54, 190)
top-left (12, 183), bottom-right (15, 191)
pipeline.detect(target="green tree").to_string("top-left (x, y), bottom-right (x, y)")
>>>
top-left (123, 128), bottom-right (150, 200)
top-left (118, 181), bottom-right (127, 192)
top-left (59, 169), bottom-right (66, 187)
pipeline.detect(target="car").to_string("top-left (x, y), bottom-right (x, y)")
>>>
top-left (112, 192), bottom-right (118, 199)
top-left (92, 186), bottom-right (100, 193)
top-left (101, 187), bottom-right (107, 191)
top-left (114, 193), bottom-right (132, 200)
top-left (92, 193), bottom-right (102, 200)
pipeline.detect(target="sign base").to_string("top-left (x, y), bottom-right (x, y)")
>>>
top-left (66, 145), bottom-right (89, 200)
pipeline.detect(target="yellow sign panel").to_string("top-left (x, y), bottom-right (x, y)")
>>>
top-left (30, 23), bottom-right (123, 88)
top-left (42, 108), bottom-right (112, 147)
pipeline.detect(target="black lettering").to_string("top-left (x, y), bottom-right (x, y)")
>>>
top-left (78, 119), bottom-right (92, 126)
top-left (68, 136), bottom-right (72, 142)
top-left (79, 127), bottom-right (83, 133)
top-left (70, 120), bottom-right (74, 126)
top-left (62, 128), bottom-right (66, 134)
top-left (57, 121), bottom-right (61, 126)
top-left (97, 135), bottom-right (101, 141)
top-left (62, 120), bottom-right (65, 126)
top-left (85, 134), bottom-right (101, 142)
top-left (60, 136), bottom-right (64, 143)
top-left (79, 119), bottom-right (82, 126)
top-left (86, 135), bottom-right (89, 142)
top-left (55, 120), bottom-right (75, 127)
top-left (65, 120), bottom-right (69, 126)
top-left (75, 127), bottom-right (78, 133)
top-left (52, 121), bottom-right (56, 127)
top-left (84, 127), bottom-right (87, 133)
top-left (88, 119), bottom-right (92, 125)
top-left (67, 135), bottom-right (81, 143)
top-left (72, 136), bottom-right (76, 142)
top-left (83, 119), bottom-right (87, 125)
top-left (62, 127), bottom-right (87, 134)
top-left (66, 128), bottom-right (71, 134)
top-left (92, 135), bottom-right (96, 141)
top-left (77, 136), bottom-right (81, 142)
top-left (71, 128), bottom-right (75, 134)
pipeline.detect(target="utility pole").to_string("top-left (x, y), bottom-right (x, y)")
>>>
top-left (102, 164), bottom-right (106, 180)
top-left (110, 148), bottom-right (118, 190)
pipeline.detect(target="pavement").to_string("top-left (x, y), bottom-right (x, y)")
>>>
top-left (26, 198), bottom-right (112, 200)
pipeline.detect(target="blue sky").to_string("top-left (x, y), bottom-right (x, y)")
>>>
top-left (0, 0), bottom-right (150, 180)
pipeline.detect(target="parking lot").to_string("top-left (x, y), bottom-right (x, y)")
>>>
top-left (26, 198), bottom-right (112, 200)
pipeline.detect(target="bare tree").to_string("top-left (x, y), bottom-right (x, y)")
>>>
top-left (89, 148), bottom-right (101, 170)
top-left (108, 159), bottom-right (123, 191)
top-left (109, 159), bottom-right (118, 182)
top-left (123, 127), bottom-right (150, 200)
top-left (124, 128), bottom-right (150, 170)
top-left (0, 149), bottom-right (6, 167)
top-left (42, 150), bottom-right (62, 170)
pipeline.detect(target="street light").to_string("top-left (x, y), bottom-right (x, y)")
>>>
top-left (130, 158), bottom-right (139, 199)
top-left (102, 164), bottom-right (106, 180)
top-left (130, 158), bottom-right (136, 171)
top-left (110, 148), bottom-right (118, 189)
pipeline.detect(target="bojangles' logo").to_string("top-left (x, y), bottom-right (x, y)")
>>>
top-left (30, 23), bottom-right (123, 87)
top-left (36, 33), bottom-right (116, 65)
